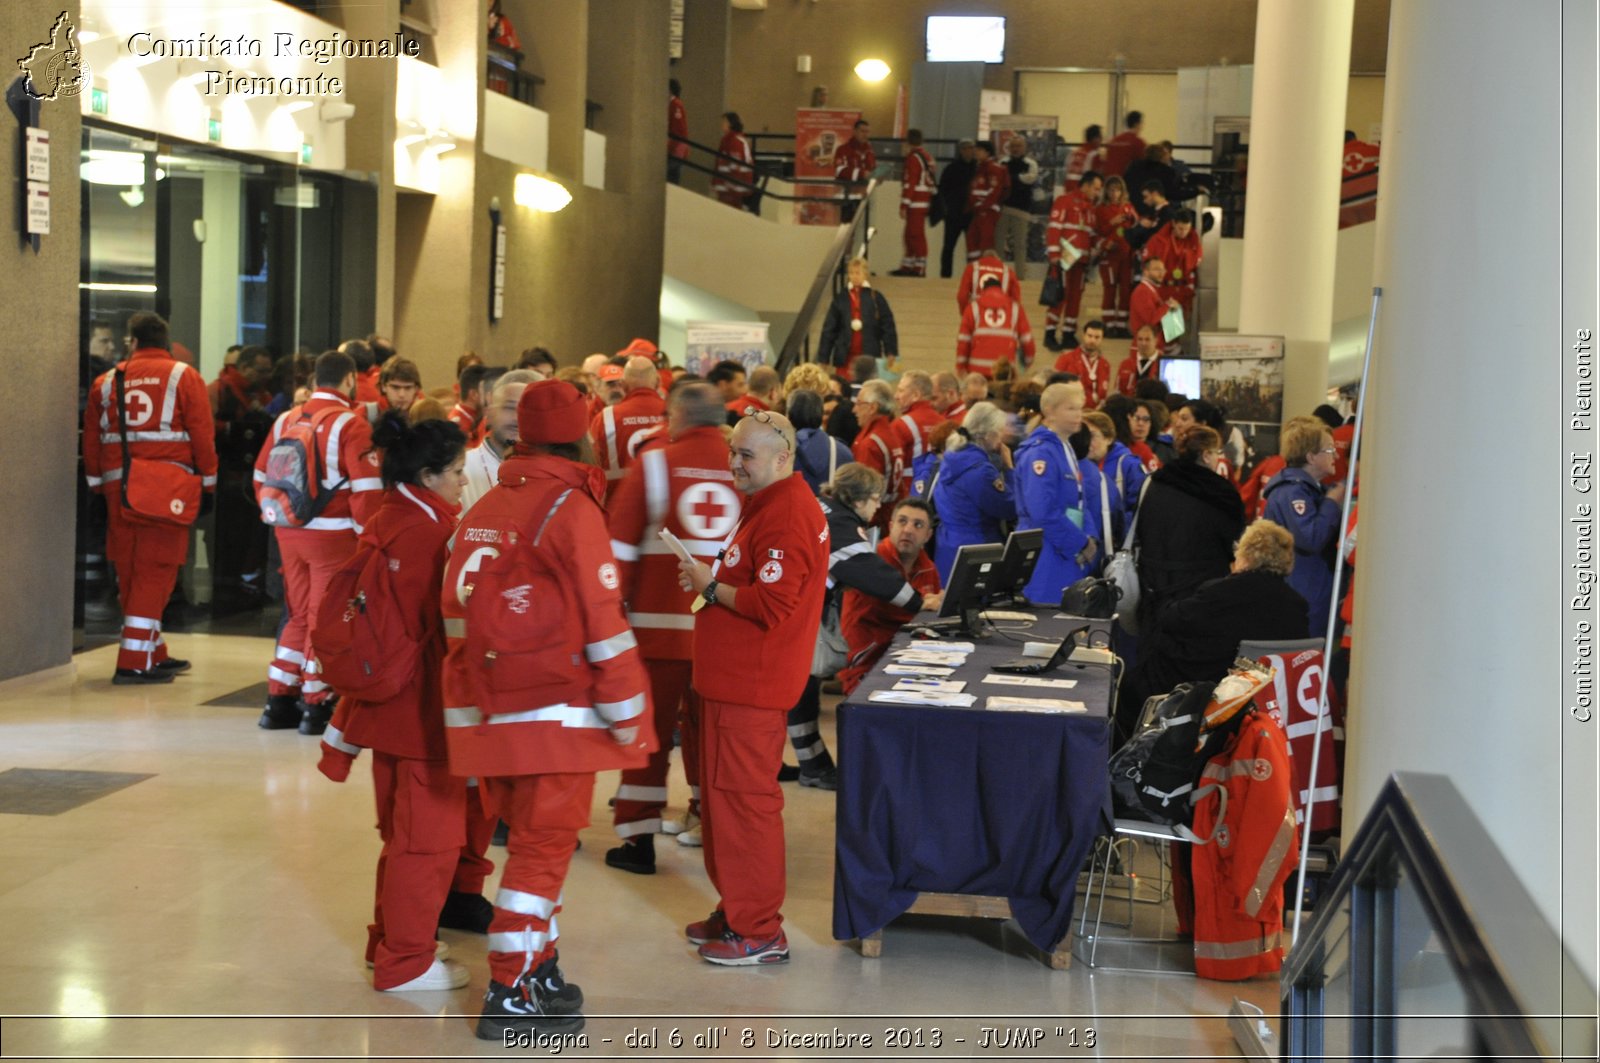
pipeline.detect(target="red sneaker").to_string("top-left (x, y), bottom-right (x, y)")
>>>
top-left (697, 929), bottom-right (790, 966)
top-left (684, 909), bottom-right (727, 945)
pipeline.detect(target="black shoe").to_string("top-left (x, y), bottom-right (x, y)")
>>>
top-left (529, 951), bottom-right (584, 1014)
top-left (604, 836), bottom-right (656, 875)
top-left (491, 819), bottom-right (509, 847)
top-left (888, 267), bottom-right (915, 277)
top-left (438, 890), bottom-right (494, 934)
top-left (1042, 332), bottom-right (1064, 352)
top-left (1061, 331), bottom-right (1078, 350)
top-left (297, 699), bottom-right (333, 736)
top-left (258, 693), bottom-right (302, 728)
top-left (113, 668), bottom-right (176, 686)
top-left (475, 978), bottom-right (584, 1041)
top-left (777, 764), bottom-right (801, 783)
top-left (798, 766), bottom-right (839, 791)
top-left (154, 658), bottom-right (191, 674)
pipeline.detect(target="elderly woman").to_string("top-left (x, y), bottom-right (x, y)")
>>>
top-left (1133, 424), bottom-right (1245, 631)
top-left (1263, 417), bottom-right (1346, 639)
top-left (929, 401), bottom-right (1016, 580)
top-left (1114, 519), bottom-right (1309, 740)
top-left (818, 257), bottom-right (899, 379)
top-left (1014, 382), bottom-right (1105, 603)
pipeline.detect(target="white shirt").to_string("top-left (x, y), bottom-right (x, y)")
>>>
top-left (461, 441), bottom-right (504, 514)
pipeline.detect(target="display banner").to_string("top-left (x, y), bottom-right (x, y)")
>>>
top-left (989, 114), bottom-right (1060, 265)
top-left (1199, 333), bottom-right (1286, 424)
top-left (794, 108), bottom-right (860, 225)
top-left (683, 321), bottom-right (771, 376)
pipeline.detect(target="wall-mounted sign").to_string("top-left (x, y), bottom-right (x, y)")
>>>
top-left (25, 128), bottom-right (49, 181)
top-left (26, 182), bottom-right (50, 235)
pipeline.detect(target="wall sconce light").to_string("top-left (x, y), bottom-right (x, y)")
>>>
top-left (853, 58), bottom-right (891, 82)
top-left (514, 173), bottom-right (572, 213)
top-left (320, 99), bottom-right (357, 123)
top-left (424, 132), bottom-right (458, 155)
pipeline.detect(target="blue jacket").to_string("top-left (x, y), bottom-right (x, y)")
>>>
top-left (1102, 441), bottom-right (1146, 533)
top-left (928, 443), bottom-right (1016, 580)
top-left (1014, 425), bottom-right (1104, 604)
top-left (1262, 466), bottom-right (1341, 637)
top-left (795, 427), bottom-right (853, 496)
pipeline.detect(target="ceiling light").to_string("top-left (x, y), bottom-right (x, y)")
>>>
top-left (854, 58), bottom-right (890, 82)
top-left (514, 173), bottom-right (572, 213)
top-left (80, 150), bottom-right (146, 186)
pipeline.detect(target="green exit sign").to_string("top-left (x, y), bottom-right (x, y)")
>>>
top-left (299, 143), bottom-right (313, 165)
top-left (90, 88), bottom-right (108, 115)
top-left (207, 118), bottom-right (221, 143)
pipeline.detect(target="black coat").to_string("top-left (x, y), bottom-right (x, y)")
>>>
top-left (818, 287), bottom-right (898, 370)
top-left (1134, 460), bottom-right (1245, 625)
top-left (936, 156), bottom-right (977, 226)
top-left (1117, 569), bottom-right (1308, 737)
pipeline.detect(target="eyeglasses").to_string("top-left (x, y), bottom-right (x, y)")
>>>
top-left (749, 410), bottom-right (794, 451)
top-left (1319, 446), bottom-right (1338, 455)
top-left (1130, 413), bottom-right (1151, 422)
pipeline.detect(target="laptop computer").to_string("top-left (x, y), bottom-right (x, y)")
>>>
top-left (992, 625), bottom-right (1089, 675)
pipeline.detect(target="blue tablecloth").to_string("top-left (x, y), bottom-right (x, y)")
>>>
top-left (831, 613), bottom-right (1115, 953)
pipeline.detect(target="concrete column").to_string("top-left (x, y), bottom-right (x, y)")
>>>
top-left (331, 0), bottom-right (398, 335)
top-left (676, 0), bottom-right (731, 196)
top-left (1346, 0), bottom-right (1595, 985)
top-left (1235, 0), bottom-right (1352, 419)
top-left (198, 168), bottom-right (242, 376)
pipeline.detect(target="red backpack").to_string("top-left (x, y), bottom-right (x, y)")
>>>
top-left (462, 486), bottom-right (591, 716)
top-left (314, 540), bottom-right (425, 702)
top-left (259, 407), bottom-right (349, 528)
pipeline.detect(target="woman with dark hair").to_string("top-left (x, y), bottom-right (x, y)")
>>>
top-left (713, 112), bottom-right (754, 210)
top-left (1132, 424), bottom-right (1244, 632)
top-left (314, 414), bottom-right (472, 994)
top-left (1168, 397), bottom-right (1235, 480)
top-left (788, 389), bottom-right (852, 495)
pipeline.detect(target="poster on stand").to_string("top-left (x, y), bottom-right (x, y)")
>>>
top-left (1199, 333), bottom-right (1286, 424)
top-left (794, 108), bottom-right (860, 225)
top-left (683, 321), bottom-right (772, 377)
top-left (989, 114), bottom-right (1060, 266)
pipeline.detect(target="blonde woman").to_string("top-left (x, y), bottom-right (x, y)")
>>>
top-left (1013, 382), bottom-right (1105, 603)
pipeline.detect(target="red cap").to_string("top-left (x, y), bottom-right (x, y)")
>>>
top-left (617, 338), bottom-right (659, 360)
top-left (517, 379), bottom-right (589, 445)
top-left (598, 364), bottom-right (625, 382)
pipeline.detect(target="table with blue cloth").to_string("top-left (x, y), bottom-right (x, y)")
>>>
top-left (831, 611), bottom-right (1115, 967)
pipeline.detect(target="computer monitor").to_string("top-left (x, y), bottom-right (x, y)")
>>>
top-left (990, 528), bottom-right (1043, 602)
top-left (1159, 357), bottom-right (1201, 396)
top-left (933, 542), bottom-right (1006, 637)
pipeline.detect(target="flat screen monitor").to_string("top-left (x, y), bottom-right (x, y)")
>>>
top-left (934, 542), bottom-right (1006, 636)
top-left (1160, 357), bottom-right (1201, 398)
top-left (926, 16), bottom-right (1006, 63)
top-left (992, 528), bottom-right (1044, 600)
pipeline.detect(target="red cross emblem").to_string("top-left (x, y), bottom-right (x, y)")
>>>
top-left (677, 482), bottom-right (739, 539)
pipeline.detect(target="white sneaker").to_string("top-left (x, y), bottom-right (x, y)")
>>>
top-left (380, 958), bottom-right (469, 992)
top-left (661, 810), bottom-right (699, 837)
top-left (677, 823), bottom-right (702, 847)
top-left (368, 940), bottom-right (448, 969)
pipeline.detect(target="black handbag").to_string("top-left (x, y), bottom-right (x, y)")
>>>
top-left (1061, 576), bottom-right (1120, 619)
top-left (1039, 263), bottom-right (1064, 306)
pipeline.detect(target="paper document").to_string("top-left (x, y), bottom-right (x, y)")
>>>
top-left (985, 696), bottom-right (1088, 714)
top-left (894, 641), bottom-right (976, 653)
top-left (982, 674), bottom-right (1079, 690)
top-left (1160, 304), bottom-right (1186, 341)
top-left (883, 664), bottom-right (957, 677)
top-left (869, 689), bottom-right (978, 708)
top-left (893, 678), bottom-right (967, 694)
top-left (1059, 240), bottom-right (1084, 269)
top-left (979, 610), bottom-right (1035, 623)
top-left (658, 528), bottom-right (696, 563)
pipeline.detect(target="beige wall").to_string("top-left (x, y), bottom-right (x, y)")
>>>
top-left (726, 0), bottom-right (1390, 135)
top-left (0, 1), bottom-right (82, 680)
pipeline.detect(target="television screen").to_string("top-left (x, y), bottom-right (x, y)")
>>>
top-left (1160, 358), bottom-right (1202, 397)
top-left (926, 16), bottom-right (1006, 63)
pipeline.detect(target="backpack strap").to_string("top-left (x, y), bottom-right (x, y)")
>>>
top-left (113, 367), bottom-right (133, 512)
top-left (1124, 476), bottom-right (1153, 551)
top-left (1098, 464), bottom-right (1115, 555)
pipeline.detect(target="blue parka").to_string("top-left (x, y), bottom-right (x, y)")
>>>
top-left (1014, 425), bottom-right (1104, 604)
top-left (927, 442), bottom-right (1017, 581)
top-left (1262, 466), bottom-right (1342, 637)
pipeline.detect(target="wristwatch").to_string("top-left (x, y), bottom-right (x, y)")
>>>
top-left (702, 579), bottom-right (719, 606)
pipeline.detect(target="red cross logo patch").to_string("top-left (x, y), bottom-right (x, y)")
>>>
top-left (759, 560), bottom-right (783, 583)
top-left (724, 545), bottom-right (741, 568)
top-left (1032, 460), bottom-right (1048, 476)
top-left (1292, 499), bottom-right (1308, 516)
top-left (676, 482), bottom-right (739, 539)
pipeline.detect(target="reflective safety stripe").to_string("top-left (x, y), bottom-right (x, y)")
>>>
top-left (616, 784), bottom-right (668, 802)
top-left (275, 645), bottom-right (306, 666)
top-left (1244, 808), bottom-right (1298, 918)
top-left (201, 474), bottom-right (217, 488)
top-left (786, 722), bottom-right (819, 738)
top-left (444, 704), bottom-right (610, 730)
top-left (889, 582), bottom-right (916, 609)
top-left (610, 539), bottom-right (641, 561)
top-left (252, 469), bottom-right (266, 483)
top-left (1202, 757), bottom-right (1263, 782)
top-left (626, 611), bottom-right (695, 630)
top-left (322, 725), bottom-right (362, 756)
top-left (616, 817), bottom-right (662, 838)
top-left (303, 516), bottom-right (356, 531)
top-left (602, 407), bottom-right (621, 478)
top-left (689, 785), bottom-right (701, 799)
top-left (1285, 716), bottom-right (1336, 740)
top-left (795, 740), bottom-right (826, 760)
top-left (488, 927), bottom-right (552, 956)
top-left (642, 448), bottom-right (669, 527)
top-left (85, 474), bottom-right (103, 488)
top-left (593, 692), bottom-right (646, 724)
top-left (350, 477), bottom-right (384, 492)
top-left (1194, 929), bottom-right (1283, 961)
top-left (268, 666), bottom-right (301, 685)
top-left (100, 430), bottom-right (192, 444)
top-left (124, 615), bottom-right (161, 631)
top-left (158, 362), bottom-right (184, 431)
top-left (641, 538), bottom-right (721, 557)
top-left (98, 468), bottom-right (124, 483)
top-left (323, 411), bottom-right (356, 489)
top-left (494, 888), bottom-right (557, 919)
top-left (585, 630), bottom-right (637, 663)
top-left (121, 638), bottom-right (159, 653)
top-left (302, 679), bottom-right (328, 694)
top-left (830, 541), bottom-right (875, 565)
top-left (396, 483), bottom-right (438, 522)
top-left (443, 617), bottom-right (466, 639)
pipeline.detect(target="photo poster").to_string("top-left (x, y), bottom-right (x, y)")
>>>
top-left (989, 115), bottom-right (1060, 265)
top-left (794, 108), bottom-right (861, 226)
top-left (1199, 332), bottom-right (1286, 425)
top-left (683, 321), bottom-right (772, 377)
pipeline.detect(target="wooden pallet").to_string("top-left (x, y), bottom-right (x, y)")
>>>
top-left (856, 892), bottom-right (1072, 969)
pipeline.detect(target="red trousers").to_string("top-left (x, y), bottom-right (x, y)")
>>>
top-left (613, 659), bottom-right (702, 836)
top-left (699, 698), bottom-right (787, 939)
top-left (367, 752), bottom-right (466, 990)
top-left (965, 212), bottom-right (998, 260)
top-left (105, 505), bottom-right (189, 673)
top-left (481, 773), bottom-right (593, 985)
top-left (1046, 262), bottom-right (1090, 335)
top-left (1099, 250), bottom-right (1133, 328)
top-left (270, 527), bottom-right (357, 702)
top-left (900, 208), bottom-right (928, 274)
top-left (454, 782), bottom-right (498, 894)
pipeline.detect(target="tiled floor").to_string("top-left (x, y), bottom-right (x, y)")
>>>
top-left (0, 636), bottom-right (1277, 1060)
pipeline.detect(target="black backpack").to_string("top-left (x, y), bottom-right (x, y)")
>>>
top-left (1108, 681), bottom-right (1247, 832)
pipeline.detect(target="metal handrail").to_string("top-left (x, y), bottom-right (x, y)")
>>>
top-left (774, 178), bottom-right (879, 375)
top-left (669, 135), bottom-right (861, 202)
top-left (1281, 772), bottom-right (1595, 1063)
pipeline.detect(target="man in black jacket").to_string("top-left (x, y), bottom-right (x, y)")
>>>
top-left (935, 139), bottom-right (977, 278)
top-left (817, 258), bottom-right (899, 376)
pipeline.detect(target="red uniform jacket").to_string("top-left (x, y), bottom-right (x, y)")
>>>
top-left (1128, 277), bottom-right (1170, 345)
top-left (448, 400), bottom-right (479, 439)
top-left (965, 158), bottom-right (1010, 218)
top-left (1331, 422), bottom-right (1354, 484)
top-left (441, 453), bottom-right (654, 777)
top-left (668, 95), bottom-right (689, 160)
top-left (328, 483), bottom-right (457, 761)
top-left (1066, 142), bottom-right (1103, 179)
top-left (853, 413), bottom-right (900, 505)
top-left (834, 138), bottom-right (876, 186)
top-left (1239, 454), bottom-right (1287, 520)
top-left (957, 287), bottom-right (1036, 378)
top-left (1100, 131), bottom-right (1146, 177)
top-left (1130, 439), bottom-right (1161, 473)
top-left (591, 386), bottom-right (666, 497)
top-left (945, 401), bottom-right (969, 424)
top-left (956, 255), bottom-right (1022, 313)
top-left (838, 540), bottom-right (941, 692)
top-left (1046, 189), bottom-right (1099, 268)
top-left (1144, 223), bottom-right (1203, 290)
top-left (356, 365), bottom-right (382, 406)
top-left (208, 365), bottom-right (270, 420)
top-left (607, 426), bottom-right (740, 660)
top-left (1054, 348), bottom-right (1112, 409)
top-left (253, 390), bottom-right (383, 531)
top-left (713, 131), bottom-right (753, 199)
top-left (887, 399), bottom-right (948, 500)
top-left (691, 473), bottom-right (828, 710)
top-left (1095, 201), bottom-right (1139, 256)
top-left (726, 392), bottom-right (772, 419)
top-left (1116, 353), bottom-right (1161, 398)
top-left (901, 147), bottom-right (936, 210)
top-left (85, 348), bottom-right (219, 497)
